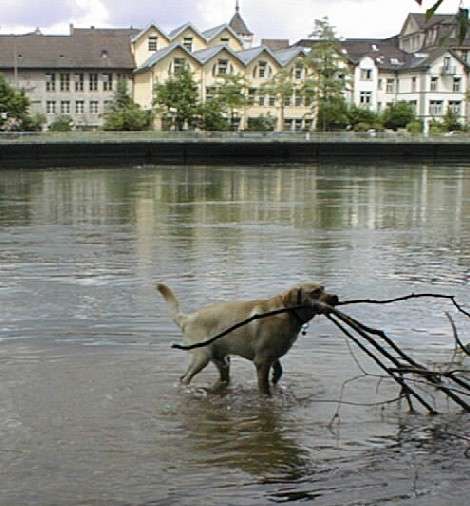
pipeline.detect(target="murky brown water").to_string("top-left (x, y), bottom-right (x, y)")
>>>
top-left (0, 164), bottom-right (469, 505)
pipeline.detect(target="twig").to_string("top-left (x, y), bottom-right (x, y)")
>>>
top-left (446, 312), bottom-right (470, 357)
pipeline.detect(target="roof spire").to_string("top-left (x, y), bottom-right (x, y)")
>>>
top-left (236, 0), bottom-right (240, 13)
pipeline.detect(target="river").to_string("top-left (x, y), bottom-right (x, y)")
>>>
top-left (0, 164), bottom-right (469, 505)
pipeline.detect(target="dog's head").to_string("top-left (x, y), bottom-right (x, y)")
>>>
top-left (281, 283), bottom-right (339, 311)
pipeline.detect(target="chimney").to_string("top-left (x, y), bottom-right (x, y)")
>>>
top-left (69, 23), bottom-right (74, 35)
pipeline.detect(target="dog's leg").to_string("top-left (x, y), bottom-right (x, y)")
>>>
top-left (271, 360), bottom-right (283, 385)
top-left (209, 356), bottom-right (231, 392)
top-left (180, 352), bottom-right (210, 385)
top-left (255, 360), bottom-right (272, 396)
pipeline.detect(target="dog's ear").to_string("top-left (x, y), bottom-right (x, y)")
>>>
top-left (282, 287), bottom-right (301, 307)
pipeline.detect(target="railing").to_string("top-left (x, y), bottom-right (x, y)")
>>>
top-left (1, 130), bottom-right (470, 144)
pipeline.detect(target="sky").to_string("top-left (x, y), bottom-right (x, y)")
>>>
top-left (0, 0), bottom-right (465, 41)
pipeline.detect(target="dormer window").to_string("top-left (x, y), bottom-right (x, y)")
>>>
top-left (183, 37), bottom-right (193, 52)
top-left (217, 59), bottom-right (229, 75)
top-left (371, 44), bottom-right (378, 51)
top-left (294, 63), bottom-right (303, 80)
top-left (148, 36), bottom-right (158, 51)
top-left (101, 50), bottom-right (108, 59)
top-left (360, 69), bottom-right (372, 80)
top-left (220, 37), bottom-right (229, 44)
top-left (258, 60), bottom-right (267, 78)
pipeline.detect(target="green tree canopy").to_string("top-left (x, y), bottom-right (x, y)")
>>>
top-left (215, 73), bottom-right (248, 129)
top-left (153, 67), bottom-right (200, 130)
top-left (104, 80), bottom-right (153, 131)
top-left (261, 67), bottom-right (295, 131)
top-left (382, 101), bottom-right (416, 130)
top-left (0, 74), bottom-right (33, 131)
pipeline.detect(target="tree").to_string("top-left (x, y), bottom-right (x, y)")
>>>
top-left (215, 73), bottom-right (248, 130)
top-left (246, 114), bottom-right (276, 132)
top-left (0, 74), bottom-right (32, 131)
top-left (103, 80), bottom-right (153, 131)
top-left (49, 115), bottom-right (74, 132)
top-left (382, 101), bottom-right (416, 130)
top-left (153, 67), bottom-right (200, 130)
top-left (261, 68), bottom-right (295, 131)
top-left (303, 17), bottom-right (350, 131)
top-left (197, 99), bottom-right (230, 131)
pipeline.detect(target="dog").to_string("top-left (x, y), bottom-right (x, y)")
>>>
top-left (157, 282), bottom-right (339, 395)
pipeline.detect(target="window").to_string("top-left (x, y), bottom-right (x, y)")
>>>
top-left (173, 58), bottom-right (186, 75)
top-left (75, 73), bottom-right (84, 92)
top-left (220, 37), bottom-right (229, 44)
top-left (103, 73), bottom-right (113, 92)
top-left (430, 76), bottom-right (438, 91)
top-left (377, 78), bottom-right (382, 90)
top-left (294, 64), bottom-right (303, 80)
top-left (148, 36), bottom-right (158, 51)
top-left (258, 61), bottom-right (267, 78)
top-left (46, 101), bottom-right (56, 114)
top-left (258, 95), bottom-right (265, 106)
top-left (283, 95), bottom-right (291, 107)
top-left (359, 91), bottom-right (372, 107)
top-left (443, 56), bottom-right (451, 69)
top-left (75, 100), bottom-right (84, 113)
top-left (216, 59), bottom-right (229, 75)
top-left (46, 73), bottom-right (56, 92)
top-left (89, 73), bottom-right (98, 91)
top-left (448, 100), bottom-right (461, 114)
top-left (385, 78), bottom-right (395, 93)
top-left (104, 100), bottom-right (113, 112)
top-left (89, 101), bottom-right (99, 114)
top-left (283, 118), bottom-right (294, 131)
top-left (60, 100), bottom-right (70, 114)
top-left (453, 77), bottom-right (461, 92)
top-left (411, 76), bottom-right (417, 92)
top-left (429, 100), bottom-right (443, 115)
top-left (295, 93), bottom-right (303, 107)
top-left (269, 95), bottom-right (276, 106)
top-left (206, 86), bottom-right (217, 101)
top-left (247, 88), bottom-right (256, 105)
top-left (294, 119), bottom-right (303, 131)
top-left (59, 73), bottom-right (70, 92)
top-left (360, 68), bottom-right (372, 80)
top-left (183, 37), bottom-right (193, 51)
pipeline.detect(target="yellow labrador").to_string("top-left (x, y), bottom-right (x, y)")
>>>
top-left (157, 282), bottom-right (339, 395)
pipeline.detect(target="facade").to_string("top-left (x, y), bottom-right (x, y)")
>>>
top-left (0, 26), bottom-right (138, 128)
top-left (1, 5), bottom-right (469, 131)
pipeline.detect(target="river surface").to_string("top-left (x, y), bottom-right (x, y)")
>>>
top-left (0, 164), bottom-right (469, 505)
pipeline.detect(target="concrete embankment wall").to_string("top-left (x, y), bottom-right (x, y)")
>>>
top-left (1, 140), bottom-right (470, 168)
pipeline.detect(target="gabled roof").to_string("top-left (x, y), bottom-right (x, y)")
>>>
top-left (273, 46), bottom-right (306, 65)
top-left (202, 23), bottom-right (241, 41)
top-left (135, 42), bottom-right (201, 73)
top-left (0, 28), bottom-right (139, 69)
top-left (192, 44), bottom-right (244, 65)
top-left (131, 23), bottom-right (170, 43)
top-left (168, 22), bottom-right (206, 41)
top-left (237, 45), bottom-right (280, 65)
top-left (261, 39), bottom-right (290, 51)
top-left (406, 12), bottom-right (456, 31)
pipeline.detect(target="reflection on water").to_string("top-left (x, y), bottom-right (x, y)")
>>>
top-left (0, 164), bottom-right (469, 505)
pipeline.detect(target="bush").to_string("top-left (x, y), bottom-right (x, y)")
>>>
top-left (347, 105), bottom-right (380, 130)
top-left (246, 114), bottom-right (276, 132)
top-left (382, 102), bottom-right (416, 130)
top-left (197, 100), bottom-right (230, 131)
top-left (353, 122), bottom-right (371, 132)
top-left (406, 120), bottom-right (423, 134)
top-left (429, 119), bottom-right (446, 135)
top-left (48, 115), bottom-right (73, 132)
top-left (22, 113), bottom-right (46, 132)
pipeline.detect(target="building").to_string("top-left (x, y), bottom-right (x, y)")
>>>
top-left (0, 26), bottom-right (138, 128)
top-left (1, 4), bottom-right (469, 131)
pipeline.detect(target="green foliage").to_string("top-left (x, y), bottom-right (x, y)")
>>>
top-left (429, 118), bottom-right (446, 135)
top-left (262, 68), bottom-right (296, 130)
top-left (316, 96), bottom-right (349, 130)
top-left (406, 120), bottom-right (423, 134)
top-left (48, 115), bottom-right (74, 132)
top-left (303, 17), bottom-right (350, 130)
top-left (442, 108), bottom-right (462, 131)
top-left (104, 80), bottom-right (153, 131)
top-left (347, 105), bottom-right (380, 129)
top-left (21, 112), bottom-right (46, 132)
top-left (215, 73), bottom-right (247, 129)
top-left (0, 74), bottom-right (32, 131)
top-left (382, 101), bottom-right (416, 130)
top-left (197, 99), bottom-right (229, 131)
top-left (153, 67), bottom-right (199, 130)
top-left (246, 114), bottom-right (276, 132)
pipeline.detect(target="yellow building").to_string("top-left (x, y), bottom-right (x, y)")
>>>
top-left (131, 4), bottom-right (313, 131)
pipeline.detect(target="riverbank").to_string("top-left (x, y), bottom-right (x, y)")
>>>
top-left (1, 131), bottom-right (470, 167)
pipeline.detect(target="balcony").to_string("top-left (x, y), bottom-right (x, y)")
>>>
top-left (440, 65), bottom-right (457, 75)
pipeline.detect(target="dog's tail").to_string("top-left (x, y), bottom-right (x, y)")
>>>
top-left (156, 283), bottom-right (185, 328)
